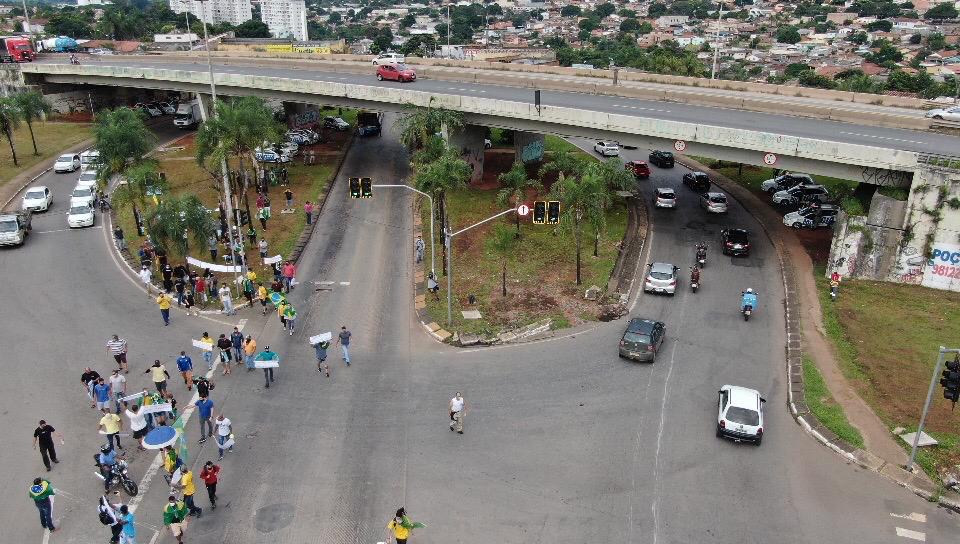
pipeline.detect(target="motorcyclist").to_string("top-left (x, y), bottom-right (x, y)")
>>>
top-left (696, 242), bottom-right (707, 262)
top-left (69, 54), bottom-right (79, 65)
top-left (741, 288), bottom-right (758, 311)
top-left (97, 445), bottom-right (117, 491)
top-left (690, 266), bottom-right (701, 284)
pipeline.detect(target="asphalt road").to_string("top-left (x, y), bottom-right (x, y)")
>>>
top-left (1, 116), bottom-right (957, 544)
top-left (32, 57), bottom-right (960, 157)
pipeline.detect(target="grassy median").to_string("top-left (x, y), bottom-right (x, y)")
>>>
top-left (0, 121), bottom-right (92, 188)
top-left (802, 355), bottom-right (865, 449)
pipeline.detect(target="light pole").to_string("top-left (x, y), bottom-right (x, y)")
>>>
top-left (444, 207), bottom-right (518, 325)
top-left (710, 1), bottom-right (724, 80)
top-left (447, 3), bottom-right (451, 51)
top-left (906, 346), bottom-right (960, 472)
top-left (373, 184), bottom-right (435, 277)
top-left (20, 0), bottom-right (31, 35)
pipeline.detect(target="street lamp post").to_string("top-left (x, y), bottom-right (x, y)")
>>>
top-left (906, 346), bottom-right (960, 472)
top-left (372, 184), bottom-right (435, 277)
top-left (20, 0), bottom-right (31, 35)
top-left (710, 1), bottom-right (724, 80)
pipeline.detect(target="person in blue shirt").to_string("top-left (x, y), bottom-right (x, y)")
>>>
top-left (119, 504), bottom-right (135, 544)
top-left (257, 346), bottom-right (279, 388)
top-left (93, 378), bottom-right (112, 411)
top-left (98, 445), bottom-right (117, 492)
top-left (195, 397), bottom-right (215, 444)
top-left (741, 288), bottom-right (758, 311)
top-left (175, 351), bottom-right (193, 390)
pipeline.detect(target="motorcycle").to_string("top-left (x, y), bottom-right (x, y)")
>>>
top-left (690, 267), bottom-right (700, 293)
top-left (93, 453), bottom-right (139, 497)
top-left (696, 244), bottom-right (707, 268)
top-left (69, 55), bottom-right (80, 65)
top-left (741, 290), bottom-right (758, 322)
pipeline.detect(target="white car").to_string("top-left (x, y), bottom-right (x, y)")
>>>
top-left (136, 103), bottom-right (162, 118)
top-left (372, 52), bottom-right (405, 65)
top-left (653, 187), bottom-right (676, 209)
top-left (79, 150), bottom-right (99, 170)
top-left (717, 385), bottom-right (765, 445)
top-left (254, 149), bottom-right (291, 163)
top-left (158, 102), bottom-right (177, 115)
top-left (925, 105), bottom-right (960, 122)
top-left (594, 141), bottom-right (620, 157)
top-left (67, 204), bottom-right (95, 228)
top-left (69, 185), bottom-right (96, 208)
top-left (53, 153), bottom-right (81, 173)
top-left (643, 261), bottom-right (679, 295)
top-left (759, 173), bottom-right (813, 193)
top-left (262, 140), bottom-right (297, 156)
top-left (22, 186), bottom-right (52, 212)
top-left (700, 191), bottom-right (728, 214)
top-left (77, 169), bottom-right (98, 187)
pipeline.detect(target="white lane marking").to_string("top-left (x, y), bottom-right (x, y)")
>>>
top-left (839, 131), bottom-right (925, 145)
top-left (148, 528), bottom-right (161, 544)
top-left (895, 527), bottom-right (926, 541)
top-left (651, 303), bottom-right (686, 544)
top-left (34, 226), bottom-right (104, 234)
top-left (339, 281), bottom-right (350, 286)
top-left (890, 513), bottom-right (927, 523)
top-left (611, 103), bottom-right (671, 114)
top-left (315, 281), bottom-right (335, 285)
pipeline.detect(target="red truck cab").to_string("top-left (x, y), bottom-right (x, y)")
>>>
top-left (0, 37), bottom-right (35, 62)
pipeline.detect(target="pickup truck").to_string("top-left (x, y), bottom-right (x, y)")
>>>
top-left (0, 210), bottom-right (32, 246)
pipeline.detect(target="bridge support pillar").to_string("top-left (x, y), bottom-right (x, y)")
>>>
top-left (444, 123), bottom-right (486, 184)
top-left (513, 131), bottom-right (545, 165)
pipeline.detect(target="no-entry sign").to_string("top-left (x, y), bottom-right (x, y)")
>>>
top-left (516, 204), bottom-right (530, 216)
top-left (763, 153), bottom-right (778, 165)
top-left (674, 140), bottom-right (687, 152)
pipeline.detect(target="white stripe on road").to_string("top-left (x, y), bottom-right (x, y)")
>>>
top-left (34, 226), bottom-right (104, 234)
top-left (611, 103), bottom-right (671, 114)
top-left (839, 131), bottom-right (925, 145)
top-left (890, 513), bottom-right (927, 523)
top-left (339, 281), bottom-right (350, 286)
top-left (895, 527), bottom-right (926, 541)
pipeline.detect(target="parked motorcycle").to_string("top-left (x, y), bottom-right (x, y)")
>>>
top-left (93, 453), bottom-right (139, 497)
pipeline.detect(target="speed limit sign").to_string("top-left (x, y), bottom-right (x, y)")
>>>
top-left (763, 153), bottom-right (778, 165)
top-left (674, 140), bottom-right (687, 152)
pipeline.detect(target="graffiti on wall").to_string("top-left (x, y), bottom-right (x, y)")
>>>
top-left (892, 245), bottom-right (925, 285)
top-left (520, 139), bottom-right (544, 164)
top-left (859, 167), bottom-right (910, 187)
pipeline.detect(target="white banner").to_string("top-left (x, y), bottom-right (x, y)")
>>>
top-left (120, 391), bottom-right (145, 403)
top-left (309, 332), bottom-right (332, 345)
top-left (254, 360), bottom-right (279, 368)
top-left (263, 254), bottom-right (283, 265)
top-left (139, 403), bottom-right (173, 415)
top-left (192, 339), bottom-right (213, 351)
top-left (169, 467), bottom-right (181, 486)
top-left (186, 256), bottom-right (243, 273)
top-left (219, 436), bottom-right (235, 449)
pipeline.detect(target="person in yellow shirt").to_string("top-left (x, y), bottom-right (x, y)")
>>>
top-left (178, 469), bottom-right (202, 517)
top-left (98, 408), bottom-right (123, 450)
top-left (144, 360), bottom-right (170, 394)
top-left (256, 282), bottom-right (269, 316)
top-left (243, 335), bottom-right (257, 371)
top-left (157, 292), bottom-right (173, 326)
top-left (385, 507), bottom-right (423, 544)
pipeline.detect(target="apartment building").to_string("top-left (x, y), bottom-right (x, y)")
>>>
top-left (169, 0), bottom-right (252, 27)
top-left (260, 0), bottom-right (308, 41)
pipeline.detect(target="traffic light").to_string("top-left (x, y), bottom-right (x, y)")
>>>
top-left (941, 358), bottom-right (960, 403)
top-left (349, 177), bottom-right (361, 198)
top-left (533, 201), bottom-right (546, 224)
top-left (547, 201), bottom-right (560, 224)
top-left (361, 177), bottom-right (372, 198)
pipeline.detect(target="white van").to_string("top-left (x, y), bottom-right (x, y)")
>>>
top-left (79, 150), bottom-right (100, 171)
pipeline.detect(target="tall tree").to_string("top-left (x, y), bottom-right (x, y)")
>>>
top-left (413, 145), bottom-right (471, 273)
top-left (12, 91), bottom-right (51, 156)
top-left (394, 102), bottom-right (464, 150)
top-left (549, 171), bottom-right (608, 285)
top-left (487, 224), bottom-right (518, 297)
top-left (539, 148), bottom-right (586, 181)
top-left (94, 107), bottom-right (156, 234)
top-left (110, 160), bottom-right (167, 213)
top-left (146, 195), bottom-right (214, 257)
top-left (0, 97), bottom-right (22, 167)
top-left (496, 160), bottom-right (542, 236)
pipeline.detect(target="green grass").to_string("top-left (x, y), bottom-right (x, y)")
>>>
top-left (545, 135), bottom-right (577, 154)
top-left (802, 355), bottom-right (865, 449)
top-left (813, 265), bottom-right (867, 382)
top-left (0, 121), bottom-right (92, 188)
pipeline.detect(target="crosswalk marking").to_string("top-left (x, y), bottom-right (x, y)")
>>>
top-left (895, 527), bottom-right (926, 541)
top-left (890, 513), bottom-right (927, 523)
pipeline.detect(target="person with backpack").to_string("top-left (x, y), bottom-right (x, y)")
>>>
top-left (162, 495), bottom-right (189, 543)
top-left (99, 494), bottom-right (122, 543)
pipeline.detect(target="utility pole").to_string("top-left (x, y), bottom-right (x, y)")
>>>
top-left (447, 3), bottom-right (451, 51)
top-left (906, 346), bottom-right (960, 472)
top-left (710, 1), bottom-right (724, 80)
top-left (20, 0), bottom-right (31, 35)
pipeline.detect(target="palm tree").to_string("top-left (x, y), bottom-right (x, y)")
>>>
top-left (413, 144), bottom-right (472, 272)
top-left (539, 148), bottom-right (586, 182)
top-left (146, 195), bottom-right (215, 257)
top-left (110, 161), bottom-right (167, 213)
top-left (94, 107), bottom-right (156, 234)
top-left (496, 160), bottom-right (542, 236)
top-left (12, 91), bottom-right (51, 156)
top-left (0, 97), bottom-right (22, 166)
top-left (394, 101), bottom-right (465, 150)
top-left (549, 171), bottom-right (609, 285)
top-left (583, 159), bottom-right (630, 256)
top-left (487, 224), bottom-right (518, 297)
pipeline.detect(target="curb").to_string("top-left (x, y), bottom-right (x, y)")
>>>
top-left (677, 155), bottom-right (960, 512)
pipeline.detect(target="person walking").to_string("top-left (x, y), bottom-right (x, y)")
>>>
top-left (106, 335), bottom-right (129, 374)
top-left (99, 494), bottom-right (123, 544)
top-left (258, 238), bottom-right (268, 261)
top-left (257, 206), bottom-right (269, 230)
top-left (195, 396), bottom-right (214, 444)
top-left (216, 334), bottom-right (233, 375)
top-left (244, 335), bottom-right (257, 371)
top-left (230, 327), bottom-right (244, 363)
top-left (109, 369), bottom-right (127, 413)
top-left (283, 304), bottom-right (297, 335)
top-left (199, 331), bottom-right (214, 371)
top-left (313, 339), bottom-right (330, 377)
top-left (183, 289), bottom-right (199, 316)
top-left (161, 262), bottom-right (174, 294)
top-left (93, 377), bottom-right (112, 412)
top-left (29, 477), bottom-right (56, 532)
top-left (449, 392), bottom-right (466, 434)
top-left (218, 284), bottom-right (235, 315)
top-left (156, 292), bottom-right (173, 326)
top-left (175, 351), bottom-right (193, 390)
top-left (214, 414), bottom-right (233, 459)
top-left (118, 504), bottom-right (136, 544)
top-left (192, 376), bottom-right (214, 399)
top-left (208, 236), bottom-right (218, 262)
top-left (386, 507), bottom-right (425, 544)
top-left (304, 200), bottom-right (314, 225)
top-left (81, 367), bottom-right (101, 408)
top-left (282, 261), bottom-right (296, 292)
top-left (199, 461), bottom-right (220, 509)
top-left (242, 275), bottom-right (255, 309)
top-left (162, 495), bottom-right (188, 544)
top-left (113, 225), bottom-right (126, 251)
top-left (256, 282), bottom-right (269, 315)
top-left (195, 275), bottom-right (207, 306)
top-left (284, 188), bottom-right (294, 210)
top-left (174, 276), bottom-right (186, 306)
top-left (415, 235), bottom-right (425, 264)
top-left (32, 420), bottom-right (62, 471)
top-left (258, 346), bottom-right (278, 388)
top-left (145, 360), bottom-right (170, 394)
top-left (139, 265), bottom-right (153, 297)
top-left (336, 326), bottom-right (352, 366)
top-left (125, 404), bottom-right (147, 451)
top-left (98, 407), bottom-right (123, 450)
top-left (178, 468), bottom-right (202, 517)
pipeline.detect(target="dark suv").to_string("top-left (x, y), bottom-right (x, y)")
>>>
top-left (721, 228), bottom-right (751, 256)
top-left (683, 171), bottom-right (711, 193)
top-left (649, 150), bottom-right (675, 168)
top-left (619, 318), bottom-right (666, 362)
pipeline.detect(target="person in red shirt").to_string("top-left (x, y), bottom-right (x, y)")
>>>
top-left (199, 461), bottom-right (220, 509)
top-left (282, 261), bottom-right (296, 293)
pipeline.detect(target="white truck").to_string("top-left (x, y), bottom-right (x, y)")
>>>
top-left (0, 210), bottom-right (32, 246)
top-left (174, 100), bottom-right (203, 128)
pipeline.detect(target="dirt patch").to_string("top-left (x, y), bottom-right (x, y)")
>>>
top-left (54, 112), bottom-right (94, 123)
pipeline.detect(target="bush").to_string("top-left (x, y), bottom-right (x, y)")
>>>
top-left (841, 196), bottom-right (866, 216)
top-left (878, 186), bottom-right (909, 201)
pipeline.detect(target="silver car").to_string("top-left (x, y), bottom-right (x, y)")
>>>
top-left (925, 105), bottom-right (960, 122)
top-left (643, 262), bottom-right (679, 295)
top-left (700, 192), bottom-right (728, 213)
top-left (653, 187), bottom-right (676, 209)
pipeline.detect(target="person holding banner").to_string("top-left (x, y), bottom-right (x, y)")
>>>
top-left (125, 404), bottom-right (148, 451)
top-left (313, 339), bottom-right (330, 377)
top-left (199, 332), bottom-right (214, 371)
top-left (256, 346), bottom-right (279, 388)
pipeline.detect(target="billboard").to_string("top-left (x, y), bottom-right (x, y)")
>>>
top-left (922, 241), bottom-right (960, 292)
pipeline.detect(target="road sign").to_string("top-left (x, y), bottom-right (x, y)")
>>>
top-left (763, 153), bottom-right (778, 165)
top-left (516, 204), bottom-right (530, 216)
top-left (674, 140), bottom-right (687, 152)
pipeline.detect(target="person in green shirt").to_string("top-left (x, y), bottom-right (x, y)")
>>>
top-left (163, 495), bottom-right (188, 543)
top-left (282, 304), bottom-right (297, 335)
top-left (29, 478), bottom-right (56, 532)
top-left (257, 346), bottom-right (279, 388)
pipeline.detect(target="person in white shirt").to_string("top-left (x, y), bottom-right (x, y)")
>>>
top-left (218, 285), bottom-right (234, 315)
top-left (108, 370), bottom-right (127, 414)
top-left (215, 414), bottom-right (233, 460)
top-left (125, 404), bottom-right (148, 450)
top-left (449, 392), bottom-right (465, 434)
top-left (138, 265), bottom-right (153, 297)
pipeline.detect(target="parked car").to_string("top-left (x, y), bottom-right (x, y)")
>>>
top-left (772, 184), bottom-right (830, 206)
top-left (700, 191), bottom-right (728, 214)
top-left (158, 102), bottom-right (177, 115)
top-left (77, 170), bottom-right (98, 187)
top-left (593, 141), bottom-right (620, 157)
top-left (717, 385), bottom-right (765, 445)
top-left (618, 318), bottom-right (666, 362)
top-left (682, 171), bottom-right (711, 192)
top-left (376, 63), bottom-right (416, 82)
top-left (69, 184), bottom-right (96, 208)
top-left (136, 103), bottom-right (162, 118)
top-left (22, 186), bottom-right (51, 212)
top-left (625, 160), bottom-right (650, 179)
top-left (643, 261), bottom-right (679, 295)
top-left (372, 52), bottom-right (405, 66)
top-left (323, 116), bottom-right (350, 131)
top-left (648, 150), bottom-right (674, 168)
top-left (262, 140), bottom-right (297, 157)
top-left (760, 172), bottom-right (813, 194)
top-left (653, 187), bottom-right (676, 209)
top-left (720, 228), bottom-right (751, 256)
top-left (783, 204), bottom-right (839, 229)
top-left (67, 204), bottom-right (95, 228)
top-left (54, 153), bottom-right (81, 173)
top-left (925, 105), bottom-right (960, 121)
top-left (288, 129), bottom-right (319, 144)
top-left (254, 149), bottom-right (291, 163)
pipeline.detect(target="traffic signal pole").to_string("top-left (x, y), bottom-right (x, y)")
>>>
top-left (373, 184), bottom-right (435, 277)
top-left (907, 346), bottom-right (960, 472)
top-left (445, 207), bottom-right (518, 326)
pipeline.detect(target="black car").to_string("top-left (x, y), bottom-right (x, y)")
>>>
top-left (721, 228), bottom-right (751, 256)
top-left (683, 171), bottom-right (711, 193)
top-left (619, 318), bottom-right (666, 362)
top-left (649, 150), bottom-right (675, 168)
